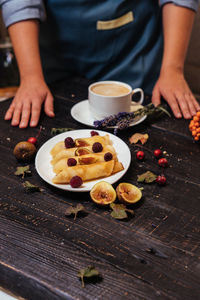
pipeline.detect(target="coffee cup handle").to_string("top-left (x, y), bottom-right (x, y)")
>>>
top-left (131, 88), bottom-right (144, 105)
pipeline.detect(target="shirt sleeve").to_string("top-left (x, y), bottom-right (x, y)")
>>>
top-left (0, 0), bottom-right (46, 27)
top-left (160, 0), bottom-right (200, 12)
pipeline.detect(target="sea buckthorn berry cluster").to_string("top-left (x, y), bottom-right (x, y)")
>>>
top-left (189, 111), bottom-right (200, 141)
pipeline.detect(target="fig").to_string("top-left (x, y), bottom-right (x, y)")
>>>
top-left (116, 183), bottom-right (142, 205)
top-left (75, 147), bottom-right (92, 156)
top-left (13, 141), bottom-right (37, 162)
top-left (75, 138), bottom-right (89, 147)
top-left (90, 181), bottom-right (116, 205)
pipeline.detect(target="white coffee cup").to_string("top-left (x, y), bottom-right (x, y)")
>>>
top-left (88, 80), bottom-right (144, 119)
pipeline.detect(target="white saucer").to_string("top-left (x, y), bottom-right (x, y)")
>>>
top-left (71, 100), bottom-right (146, 128)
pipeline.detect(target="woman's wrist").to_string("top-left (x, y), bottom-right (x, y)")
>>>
top-left (160, 64), bottom-right (184, 76)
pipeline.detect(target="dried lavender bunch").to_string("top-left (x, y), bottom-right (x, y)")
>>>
top-left (93, 103), bottom-right (170, 135)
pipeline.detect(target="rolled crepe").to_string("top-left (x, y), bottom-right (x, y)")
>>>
top-left (51, 134), bottom-right (112, 157)
top-left (51, 145), bottom-right (116, 165)
top-left (53, 152), bottom-right (117, 174)
top-left (74, 134), bottom-right (112, 147)
top-left (53, 160), bottom-right (115, 184)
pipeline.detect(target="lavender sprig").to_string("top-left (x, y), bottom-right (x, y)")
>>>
top-left (93, 103), bottom-right (170, 135)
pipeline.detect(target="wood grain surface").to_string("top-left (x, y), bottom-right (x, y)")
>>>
top-left (0, 77), bottom-right (199, 300)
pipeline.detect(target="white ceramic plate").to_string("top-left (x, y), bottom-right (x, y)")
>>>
top-left (35, 129), bottom-right (131, 192)
top-left (70, 100), bottom-right (146, 128)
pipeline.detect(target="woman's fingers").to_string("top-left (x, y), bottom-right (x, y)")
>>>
top-left (30, 100), bottom-right (42, 127)
top-left (44, 92), bottom-right (55, 117)
top-left (11, 102), bottom-right (23, 126)
top-left (185, 94), bottom-right (197, 117)
top-left (152, 85), bottom-right (161, 107)
top-left (162, 90), bottom-right (182, 118)
top-left (4, 78), bottom-right (55, 128)
top-left (152, 70), bottom-right (200, 119)
top-left (19, 102), bottom-right (31, 128)
top-left (4, 102), bottom-right (15, 121)
top-left (174, 92), bottom-right (191, 119)
top-left (191, 95), bottom-right (200, 112)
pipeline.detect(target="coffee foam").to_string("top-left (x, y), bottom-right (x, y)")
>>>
top-left (91, 83), bottom-right (130, 97)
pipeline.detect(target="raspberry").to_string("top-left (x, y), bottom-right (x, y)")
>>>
top-left (154, 149), bottom-right (162, 158)
top-left (104, 152), bottom-right (113, 161)
top-left (67, 158), bottom-right (77, 166)
top-left (158, 158), bottom-right (168, 167)
top-left (90, 131), bottom-right (99, 136)
top-left (65, 137), bottom-right (75, 148)
top-left (69, 176), bottom-right (83, 188)
top-left (92, 142), bottom-right (103, 153)
top-left (156, 175), bottom-right (167, 185)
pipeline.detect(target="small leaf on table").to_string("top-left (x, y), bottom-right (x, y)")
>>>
top-left (110, 203), bottom-right (134, 220)
top-left (23, 181), bottom-right (42, 192)
top-left (77, 266), bottom-right (100, 288)
top-left (129, 133), bottom-right (149, 145)
top-left (137, 171), bottom-right (157, 183)
top-left (51, 128), bottom-right (75, 135)
top-left (65, 203), bottom-right (85, 220)
top-left (15, 166), bottom-right (31, 178)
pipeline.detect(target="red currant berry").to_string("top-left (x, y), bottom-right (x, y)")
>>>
top-left (156, 175), bottom-right (167, 185)
top-left (158, 158), bottom-right (168, 167)
top-left (136, 151), bottom-right (145, 160)
top-left (92, 142), bottom-right (103, 153)
top-left (104, 152), bottom-right (113, 161)
top-left (69, 176), bottom-right (83, 188)
top-left (27, 137), bottom-right (37, 145)
top-left (90, 131), bottom-right (99, 136)
top-left (67, 158), bottom-right (77, 166)
top-left (65, 137), bottom-right (75, 148)
top-left (154, 149), bottom-right (162, 158)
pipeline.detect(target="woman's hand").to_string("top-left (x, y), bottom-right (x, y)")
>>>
top-left (152, 67), bottom-right (200, 119)
top-left (4, 77), bottom-right (55, 128)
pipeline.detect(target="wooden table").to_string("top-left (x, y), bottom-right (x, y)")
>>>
top-left (0, 77), bottom-right (200, 300)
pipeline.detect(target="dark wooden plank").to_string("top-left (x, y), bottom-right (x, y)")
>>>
top-left (0, 170), bottom-right (199, 300)
top-left (0, 79), bottom-right (200, 300)
top-left (0, 217), bottom-right (170, 300)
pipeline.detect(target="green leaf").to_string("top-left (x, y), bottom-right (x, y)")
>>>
top-left (51, 128), bottom-right (75, 135)
top-left (110, 203), bottom-right (134, 220)
top-left (137, 171), bottom-right (157, 183)
top-left (78, 266), bottom-right (99, 288)
top-left (23, 181), bottom-right (42, 192)
top-left (65, 204), bottom-right (85, 220)
top-left (15, 166), bottom-right (31, 178)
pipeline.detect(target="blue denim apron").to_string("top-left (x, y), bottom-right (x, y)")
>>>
top-left (40, 0), bottom-right (163, 95)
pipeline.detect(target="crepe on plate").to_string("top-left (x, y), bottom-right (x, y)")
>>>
top-left (51, 134), bottom-right (112, 157)
top-left (50, 134), bottom-right (124, 184)
top-left (53, 151), bottom-right (117, 174)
